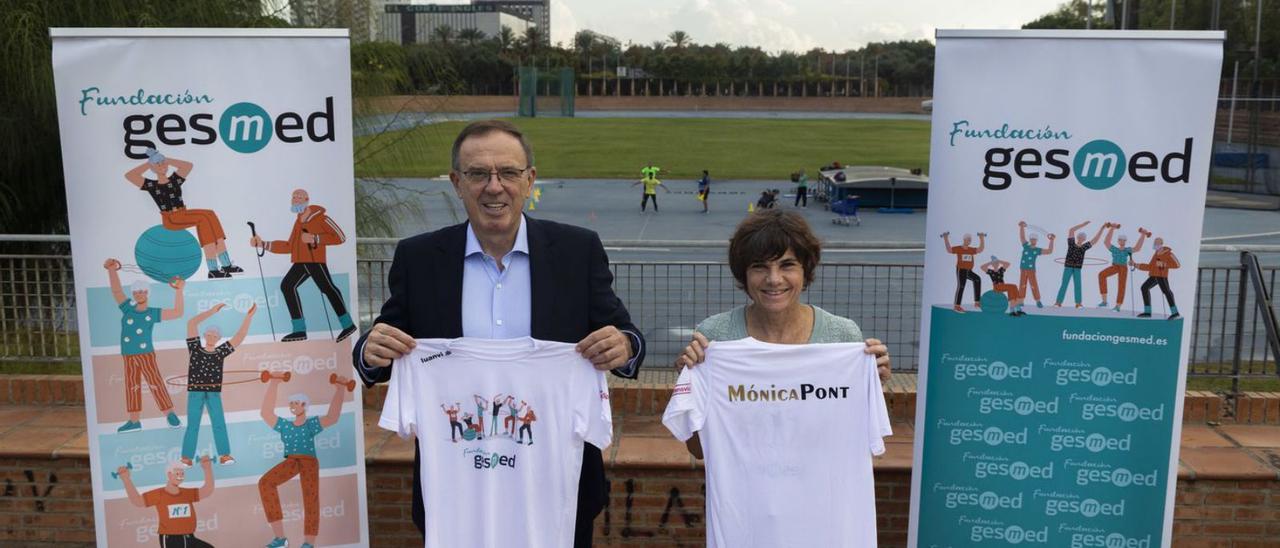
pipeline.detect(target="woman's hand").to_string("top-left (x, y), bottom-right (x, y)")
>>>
top-left (864, 337), bottom-right (891, 383)
top-left (675, 332), bottom-right (710, 368)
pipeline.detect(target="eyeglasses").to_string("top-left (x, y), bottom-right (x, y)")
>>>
top-left (459, 167), bottom-right (530, 185)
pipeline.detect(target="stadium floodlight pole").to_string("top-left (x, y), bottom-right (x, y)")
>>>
top-left (1170, 0), bottom-right (1176, 30)
top-left (1086, 0), bottom-right (1093, 29)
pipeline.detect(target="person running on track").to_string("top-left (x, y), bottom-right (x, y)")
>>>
top-left (1017, 221), bottom-right (1056, 308)
top-left (980, 256), bottom-right (1025, 316)
top-left (1054, 220), bottom-right (1107, 308)
top-left (1136, 237), bottom-right (1182, 319)
top-left (941, 231), bottom-right (986, 312)
top-left (1098, 224), bottom-right (1150, 311)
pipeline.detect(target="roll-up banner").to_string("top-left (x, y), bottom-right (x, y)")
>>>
top-left (51, 29), bottom-right (368, 547)
top-left (909, 30), bottom-right (1223, 548)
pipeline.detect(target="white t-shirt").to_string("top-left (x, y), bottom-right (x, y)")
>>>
top-left (663, 338), bottom-right (892, 548)
top-left (379, 337), bottom-right (612, 548)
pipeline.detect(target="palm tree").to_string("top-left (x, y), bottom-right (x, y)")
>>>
top-left (458, 28), bottom-right (485, 46)
top-left (432, 24), bottom-right (454, 46)
top-left (668, 30), bottom-right (690, 49)
top-left (521, 26), bottom-right (543, 56)
top-left (496, 26), bottom-right (516, 52)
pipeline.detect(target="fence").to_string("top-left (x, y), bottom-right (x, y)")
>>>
top-left (3, 243), bottom-right (1277, 385)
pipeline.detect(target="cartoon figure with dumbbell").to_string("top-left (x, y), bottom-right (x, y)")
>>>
top-left (118, 456), bottom-right (216, 548)
top-left (257, 371), bottom-right (352, 548)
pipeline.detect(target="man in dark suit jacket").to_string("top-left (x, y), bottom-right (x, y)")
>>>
top-left (353, 120), bottom-right (644, 547)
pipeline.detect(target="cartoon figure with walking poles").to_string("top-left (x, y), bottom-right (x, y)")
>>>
top-left (249, 189), bottom-right (356, 343)
top-left (1136, 236), bottom-right (1182, 319)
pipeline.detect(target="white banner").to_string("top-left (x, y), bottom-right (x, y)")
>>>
top-left (51, 29), bottom-right (368, 547)
top-left (909, 31), bottom-right (1222, 548)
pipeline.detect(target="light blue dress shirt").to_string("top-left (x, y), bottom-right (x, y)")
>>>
top-left (461, 217), bottom-right (533, 338)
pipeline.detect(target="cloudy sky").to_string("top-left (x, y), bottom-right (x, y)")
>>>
top-left (546, 0), bottom-right (1069, 52)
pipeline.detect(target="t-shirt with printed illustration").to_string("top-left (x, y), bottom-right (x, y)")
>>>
top-left (185, 337), bottom-right (234, 392)
top-left (141, 173), bottom-right (186, 212)
top-left (380, 337), bottom-right (612, 548)
top-left (118, 300), bottom-right (162, 356)
top-left (663, 339), bottom-right (891, 548)
top-left (142, 487), bottom-right (200, 535)
top-left (952, 245), bottom-right (978, 270)
top-left (273, 416), bottom-right (323, 457)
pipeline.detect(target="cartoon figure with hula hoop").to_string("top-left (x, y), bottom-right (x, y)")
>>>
top-left (176, 302), bottom-right (257, 468)
top-left (1054, 220), bottom-right (1108, 308)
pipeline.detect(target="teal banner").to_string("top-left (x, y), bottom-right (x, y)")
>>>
top-left (916, 305), bottom-right (1180, 547)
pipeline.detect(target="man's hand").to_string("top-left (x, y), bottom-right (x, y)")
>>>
top-left (675, 332), bottom-right (709, 369)
top-left (250, 235), bottom-right (264, 248)
top-left (865, 337), bottom-right (892, 383)
top-left (940, 231), bottom-right (950, 238)
top-left (576, 326), bottom-right (632, 371)
top-left (362, 323), bottom-right (416, 368)
top-left (104, 258), bottom-right (121, 271)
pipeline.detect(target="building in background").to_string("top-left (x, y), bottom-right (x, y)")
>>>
top-left (264, 0), bottom-right (393, 43)
top-left (472, 0), bottom-right (549, 44)
top-left (378, 3), bottom-right (534, 44)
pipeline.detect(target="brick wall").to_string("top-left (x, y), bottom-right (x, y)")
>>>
top-left (8, 454), bottom-right (1275, 547)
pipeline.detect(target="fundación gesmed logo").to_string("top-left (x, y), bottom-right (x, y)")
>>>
top-left (948, 120), bottom-right (1195, 191)
top-left (77, 86), bottom-right (337, 157)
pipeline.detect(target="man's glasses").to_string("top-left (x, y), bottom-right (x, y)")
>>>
top-left (459, 167), bottom-right (530, 185)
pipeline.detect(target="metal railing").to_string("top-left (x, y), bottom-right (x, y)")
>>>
top-left (3, 240), bottom-right (1277, 385)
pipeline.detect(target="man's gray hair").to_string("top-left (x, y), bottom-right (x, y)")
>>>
top-left (450, 120), bottom-right (534, 171)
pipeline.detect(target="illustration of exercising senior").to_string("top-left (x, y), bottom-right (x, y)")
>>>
top-left (250, 189), bottom-right (356, 343)
top-left (258, 372), bottom-right (351, 548)
top-left (1097, 224), bottom-right (1150, 311)
top-left (118, 456), bottom-right (217, 548)
top-left (105, 258), bottom-right (183, 433)
top-left (941, 231), bottom-right (986, 312)
top-left (1016, 221), bottom-right (1055, 308)
top-left (1136, 237), bottom-right (1182, 320)
top-left (1054, 220), bottom-right (1107, 308)
top-left (179, 302), bottom-right (257, 467)
top-left (125, 149), bottom-right (241, 279)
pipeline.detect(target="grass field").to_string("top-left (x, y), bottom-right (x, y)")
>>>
top-left (355, 117), bottom-right (931, 180)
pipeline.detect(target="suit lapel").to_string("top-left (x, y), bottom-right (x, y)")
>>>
top-left (526, 216), bottom-right (555, 340)
top-left (436, 223), bottom-right (466, 338)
